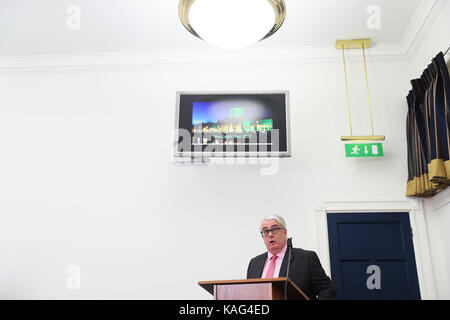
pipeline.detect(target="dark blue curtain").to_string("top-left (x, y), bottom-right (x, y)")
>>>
top-left (406, 52), bottom-right (450, 197)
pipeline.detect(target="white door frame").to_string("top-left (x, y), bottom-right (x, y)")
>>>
top-left (314, 199), bottom-right (437, 300)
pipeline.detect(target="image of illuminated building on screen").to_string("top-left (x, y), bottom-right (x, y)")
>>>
top-left (192, 106), bottom-right (273, 135)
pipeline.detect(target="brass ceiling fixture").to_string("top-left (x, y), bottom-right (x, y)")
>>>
top-left (179, 0), bottom-right (201, 39)
top-left (178, 0), bottom-right (287, 48)
top-left (337, 39), bottom-right (385, 142)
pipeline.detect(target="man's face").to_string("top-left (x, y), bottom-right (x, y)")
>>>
top-left (261, 219), bottom-right (287, 255)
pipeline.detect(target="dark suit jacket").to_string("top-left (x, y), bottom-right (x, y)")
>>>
top-left (247, 248), bottom-right (336, 300)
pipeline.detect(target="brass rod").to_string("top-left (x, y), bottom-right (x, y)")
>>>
top-left (342, 45), bottom-right (353, 136)
top-left (341, 135), bottom-right (385, 141)
top-left (362, 44), bottom-right (375, 136)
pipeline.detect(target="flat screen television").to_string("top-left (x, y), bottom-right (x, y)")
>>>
top-left (174, 91), bottom-right (291, 158)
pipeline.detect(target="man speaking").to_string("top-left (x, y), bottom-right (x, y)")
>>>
top-left (247, 215), bottom-right (336, 300)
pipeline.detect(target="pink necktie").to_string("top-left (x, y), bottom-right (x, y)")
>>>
top-left (266, 255), bottom-right (278, 278)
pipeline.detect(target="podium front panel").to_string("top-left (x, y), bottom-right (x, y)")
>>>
top-left (215, 283), bottom-right (279, 300)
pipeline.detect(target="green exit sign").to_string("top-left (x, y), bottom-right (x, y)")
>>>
top-left (345, 143), bottom-right (384, 158)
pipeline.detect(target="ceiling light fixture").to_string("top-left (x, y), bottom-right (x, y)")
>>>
top-left (179, 0), bottom-right (286, 49)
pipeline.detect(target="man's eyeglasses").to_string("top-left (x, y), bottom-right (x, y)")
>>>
top-left (260, 227), bottom-right (284, 237)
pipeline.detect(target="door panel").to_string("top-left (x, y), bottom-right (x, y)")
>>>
top-left (340, 260), bottom-right (373, 299)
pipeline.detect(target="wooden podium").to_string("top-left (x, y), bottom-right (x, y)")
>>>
top-left (198, 278), bottom-right (310, 300)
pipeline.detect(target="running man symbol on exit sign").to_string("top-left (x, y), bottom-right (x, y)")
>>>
top-left (345, 143), bottom-right (384, 158)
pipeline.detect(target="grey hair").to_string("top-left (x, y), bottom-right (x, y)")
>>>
top-left (260, 215), bottom-right (287, 231)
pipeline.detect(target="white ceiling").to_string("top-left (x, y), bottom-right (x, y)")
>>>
top-left (0, 0), bottom-right (423, 56)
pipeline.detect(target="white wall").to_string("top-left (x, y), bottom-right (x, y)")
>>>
top-left (5, 0), bottom-right (450, 297)
top-left (407, 0), bottom-right (450, 300)
top-left (0, 55), bottom-right (418, 299)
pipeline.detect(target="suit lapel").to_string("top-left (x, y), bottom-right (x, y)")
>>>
top-left (255, 253), bottom-right (268, 277)
top-left (279, 249), bottom-right (295, 277)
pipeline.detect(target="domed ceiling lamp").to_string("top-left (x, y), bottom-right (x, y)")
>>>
top-left (179, 0), bottom-right (286, 49)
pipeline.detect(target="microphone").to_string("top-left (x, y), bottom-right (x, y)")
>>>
top-left (284, 237), bottom-right (293, 300)
top-left (287, 237), bottom-right (293, 250)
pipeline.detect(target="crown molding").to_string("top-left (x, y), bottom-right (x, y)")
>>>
top-left (0, 43), bottom-right (408, 73)
top-left (0, 0), bottom-right (444, 73)
top-left (400, 0), bottom-right (447, 59)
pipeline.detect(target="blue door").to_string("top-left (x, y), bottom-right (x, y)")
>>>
top-left (327, 212), bottom-right (421, 300)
